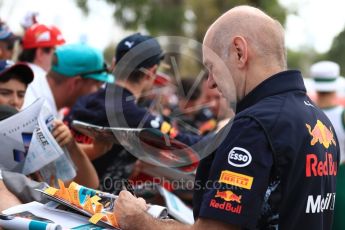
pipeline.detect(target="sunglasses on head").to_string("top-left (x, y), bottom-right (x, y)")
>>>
top-left (79, 63), bottom-right (109, 78)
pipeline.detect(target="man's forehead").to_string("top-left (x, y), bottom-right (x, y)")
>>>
top-left (202, 30), bottom-right (223, 67)
top-left (202, 46), bottom-right (212, 64)
top-left (202, 48), bottom-right (218, 66)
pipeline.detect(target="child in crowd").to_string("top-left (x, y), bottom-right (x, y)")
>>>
top-left (0, 60), bottom-right (99, 191)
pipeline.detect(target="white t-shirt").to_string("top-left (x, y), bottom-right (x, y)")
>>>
top-left (23, 63), bottom-right (58, 116)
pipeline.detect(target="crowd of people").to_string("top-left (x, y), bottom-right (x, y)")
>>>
top-left (0, 5), bottom-right (344, 230)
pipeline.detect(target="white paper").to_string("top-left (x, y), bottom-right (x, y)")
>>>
top-left (23, 104), bottom-right (63, 175)
top-left (0, 98), bottom-right (76, 183)
top-left (2, 202), bottom-right (93, 229)
top-left (146, 205), bottom-right (168, 219)
top-left (0, 99), bottom-right (43, 173)
top-left (158, 186), bottom-right (194, 225)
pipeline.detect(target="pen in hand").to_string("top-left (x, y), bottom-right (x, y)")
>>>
top-left (122, 179), bottom-right (136, 197)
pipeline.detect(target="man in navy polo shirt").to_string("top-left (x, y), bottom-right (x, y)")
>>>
top-left (113, 5), bottom-right (339, 230)
top-left (66, 33), bottom-right (201, 193)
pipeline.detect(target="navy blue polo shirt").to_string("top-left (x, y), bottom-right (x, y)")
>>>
top-left (193, 70), bottom-right (339, 229)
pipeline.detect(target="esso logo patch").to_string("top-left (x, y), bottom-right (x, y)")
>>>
top-left (228, 147), bottom-right (252, 167)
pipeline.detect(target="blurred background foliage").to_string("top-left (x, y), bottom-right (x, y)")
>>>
top-left (77, 0), bottom-right (345, 77)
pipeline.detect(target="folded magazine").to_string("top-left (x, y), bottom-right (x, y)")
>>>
top-left (36, 180), bottom-right (168, 229)
top-left (0, 98), bottom-right (76, 185)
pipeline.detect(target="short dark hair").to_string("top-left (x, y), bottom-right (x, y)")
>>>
top-left (18, 48), bottom-right (36, 62)
top-left (116, 66), bottom-right (153, 84)
top-left (18, 47), bottom-right (53, 62)
top-left (127, 69), bottom-right (146, 84)
top-left (46, 70), bottom-right (68, 85)
top-left (0, 39), bottom-right (15, 51)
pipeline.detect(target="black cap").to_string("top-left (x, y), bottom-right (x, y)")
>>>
top-left (0, 105), bottom-right (18, 121)
top-left (115, 33), bottom-right (164, 69)
top-left (0, 60), bottom-right (34, 84)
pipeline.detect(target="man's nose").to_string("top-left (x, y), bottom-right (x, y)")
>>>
top-left (10, 94), bottom-right (21, 109)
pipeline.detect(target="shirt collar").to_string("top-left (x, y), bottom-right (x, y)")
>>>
top-left (236, 70), bottom-right (306, 113)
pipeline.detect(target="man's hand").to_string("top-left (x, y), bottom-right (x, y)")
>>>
top-left (112, 191), bottom-right (239, 230)
top-left (52, 120), bottom-right (73, 147)
top-left (114, 190), bottom-right (147, 229)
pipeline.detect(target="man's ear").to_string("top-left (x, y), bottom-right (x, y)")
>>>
top-left (68, 76), bottom-right (83, 91)
top-left (232, 36), bottom-right (248, 68)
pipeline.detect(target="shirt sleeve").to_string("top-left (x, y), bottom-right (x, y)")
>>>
top-left (197, 117), bottom-right (273, 229)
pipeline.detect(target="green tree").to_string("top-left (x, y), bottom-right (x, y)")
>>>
top-left (103, 42), bottom-right (117, 65)
top-left (76, 0), bottom-right (286, 39)
top-left (287, 48), bottom-right (325, 76)
top-left (76, 0), bottom-right (288, 75)
top-left (327, 28), bottom-right (345, 76)
top-left (189, 0), bottom-right (286, 42)
top-left (77, 0), bottom-right (185, 36)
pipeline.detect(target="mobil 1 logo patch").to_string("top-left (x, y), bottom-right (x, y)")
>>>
top-left (228, 147), bottom-right (252, 167)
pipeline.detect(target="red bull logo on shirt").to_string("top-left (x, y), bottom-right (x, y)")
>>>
top-left (215, 190), bottom-right (242, 203)
top-left (306, 120), bottom-right (336, 149)
top-left (209, 199), bottom-right (242, 214)
top-left (306, 153), bottom-right (337, 177)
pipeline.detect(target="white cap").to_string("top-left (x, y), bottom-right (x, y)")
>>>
top-left (310, 61), bottom-right (342, 92)
top-left (20, 11), bottom-right (39, 30)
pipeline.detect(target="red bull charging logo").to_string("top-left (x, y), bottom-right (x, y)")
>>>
top-left (306, 120), bottom-right (336, 149)
top-left (210, 190), bottom-right (243, 214)
top-left (215, 190), bottom-right (242, 203)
